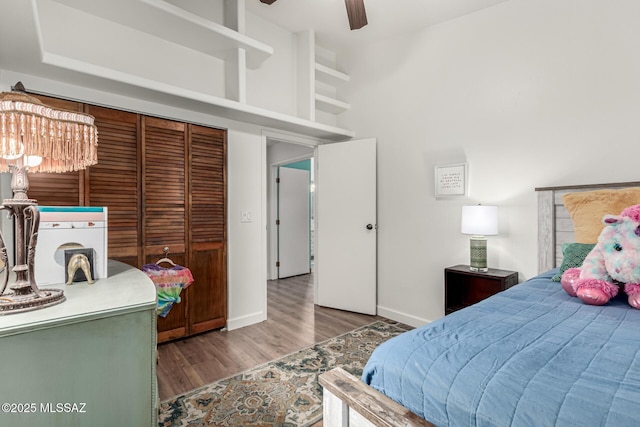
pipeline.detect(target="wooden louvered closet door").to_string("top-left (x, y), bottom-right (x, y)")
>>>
top-left (26, 94), bottom-right (227, 343)
top-left (188, 125), bottom-right (227, 334)
top-left (143, 117), bottom-right (189, 342)
top-left (86, 106), bottom-right (141, 267)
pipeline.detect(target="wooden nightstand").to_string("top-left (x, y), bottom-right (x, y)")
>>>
top-left (445, 265), bottom-right (518, 314)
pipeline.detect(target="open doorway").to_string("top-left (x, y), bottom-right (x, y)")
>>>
top-left (277, 160), bottom-right (313, 278)
top-left (265, 136), bottom-right (377, 318)
top-left (266, 138), bottom-right (315, 281)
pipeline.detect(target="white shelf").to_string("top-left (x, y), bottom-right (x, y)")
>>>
top-left (52, 0), bottom-right (274, 68)
top-left (315, 63), bottom-right (350, 86)
top-left (37, 4), bottom-right (353, 139)
top-left (315, 94), bottom-right (350, 114)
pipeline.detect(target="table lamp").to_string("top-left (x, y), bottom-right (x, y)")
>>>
top-left (0, 82), bottom-right (98, 314)
top-left (461, 205), bottom-right (498, 272)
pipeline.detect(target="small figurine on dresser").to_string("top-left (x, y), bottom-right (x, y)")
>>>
top-left (65, 253), bottom-right (95, 285)
top-left (142, 247), bottom-right (194, 317)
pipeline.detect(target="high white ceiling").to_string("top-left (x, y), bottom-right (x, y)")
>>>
top-left (246, 0), bottom-right (510, 52)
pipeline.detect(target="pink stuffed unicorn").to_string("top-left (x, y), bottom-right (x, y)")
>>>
top-left (561, 204), bottom-right (640, 309)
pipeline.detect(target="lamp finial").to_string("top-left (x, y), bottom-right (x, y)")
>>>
top-left (11, 81), bottom-right (26, 93)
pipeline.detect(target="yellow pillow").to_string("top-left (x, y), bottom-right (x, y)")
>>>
top-left (563, 188), bottom-right (640, 243)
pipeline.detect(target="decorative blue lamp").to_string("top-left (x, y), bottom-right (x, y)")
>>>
top-left (461, 205), bottom-right (498, 272)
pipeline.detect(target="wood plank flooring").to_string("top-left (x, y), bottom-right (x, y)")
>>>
top-left (157, 273), bottom-right (380, 401)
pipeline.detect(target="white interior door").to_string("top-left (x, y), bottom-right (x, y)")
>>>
top-left (316, 138), bottom-right (376, 315)
top-left (278, 166), bottom-right (310, 278)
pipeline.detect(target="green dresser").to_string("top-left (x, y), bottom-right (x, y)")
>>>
top-left (0, 261), bottom-right (157, 427)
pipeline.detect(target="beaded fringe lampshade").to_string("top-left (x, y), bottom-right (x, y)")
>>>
top-left (0, 82), bottom-right (98, 314)
top-left (461, 205), bottom-right (498, 272)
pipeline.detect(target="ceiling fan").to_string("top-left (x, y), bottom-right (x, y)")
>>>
top-left (259, 0), bottom-right (368, 30)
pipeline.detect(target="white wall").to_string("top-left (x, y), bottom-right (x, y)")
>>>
top-left (246, 12), bottom-right (297, 115)
top-left (226, 127), bottom-right (268, 330)
top-left (339, 0), bottom-right (640, 325)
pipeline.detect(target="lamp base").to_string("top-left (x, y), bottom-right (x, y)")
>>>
top-left (469, 235), bottom-right (488, 272)
top-left (0, 288), bottom-right (65, 314)
top-left (0, 191), bottom-right (66, 315)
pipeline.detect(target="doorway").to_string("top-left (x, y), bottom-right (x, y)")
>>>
top-left (266, 138), bottom-right (315, 281)
top-left (277, 160), bottom-right (313, 278)
top-left (265, 135), bottom-right (378, 317)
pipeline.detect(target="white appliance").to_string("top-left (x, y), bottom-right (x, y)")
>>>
top-left (35, 207), bottom-right (108, 285)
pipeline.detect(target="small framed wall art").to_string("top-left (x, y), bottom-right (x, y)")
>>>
top-left (435, 163), bottom-right (467, 198)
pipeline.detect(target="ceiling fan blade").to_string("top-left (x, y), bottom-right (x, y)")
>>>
top-left (260, 0), bottom-right (277, 4)
top-left (344, 0), bottom-right (368, 30)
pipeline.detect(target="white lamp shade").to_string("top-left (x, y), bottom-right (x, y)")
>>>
top-left (461, 205), bottom-right (498, 236)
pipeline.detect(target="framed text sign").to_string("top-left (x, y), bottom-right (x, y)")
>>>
top-left (435, 163), bottom-right (467, 197)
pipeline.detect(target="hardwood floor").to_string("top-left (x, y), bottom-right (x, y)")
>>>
top-left (157, 273), bottom-right (380, 400)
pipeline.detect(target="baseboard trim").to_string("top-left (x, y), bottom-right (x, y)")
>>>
top-left (226, 310), bottom-right (266, 331)
top-left (227, 307), bottom-right (429, 331)
top-left (377, 305), bottom-right (432, 328)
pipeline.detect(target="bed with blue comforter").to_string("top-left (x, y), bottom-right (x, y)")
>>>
top-left (362, 269), bottom-right (640, 426)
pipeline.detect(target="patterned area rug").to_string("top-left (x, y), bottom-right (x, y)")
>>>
top-left (158, 319), bottom-right (412, 427)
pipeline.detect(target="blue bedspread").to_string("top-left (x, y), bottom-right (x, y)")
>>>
top-left (362, 270), bottom-right (640, 426)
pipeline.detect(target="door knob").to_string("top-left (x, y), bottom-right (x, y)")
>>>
top-left (366, 224), bottom-right (374, 230)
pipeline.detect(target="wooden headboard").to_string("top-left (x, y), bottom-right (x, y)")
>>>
top-left (536, 181), bottom-right (640, 273)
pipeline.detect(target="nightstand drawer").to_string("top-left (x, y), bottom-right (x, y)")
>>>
top-left (445, 265), bottom-right (518, 314)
